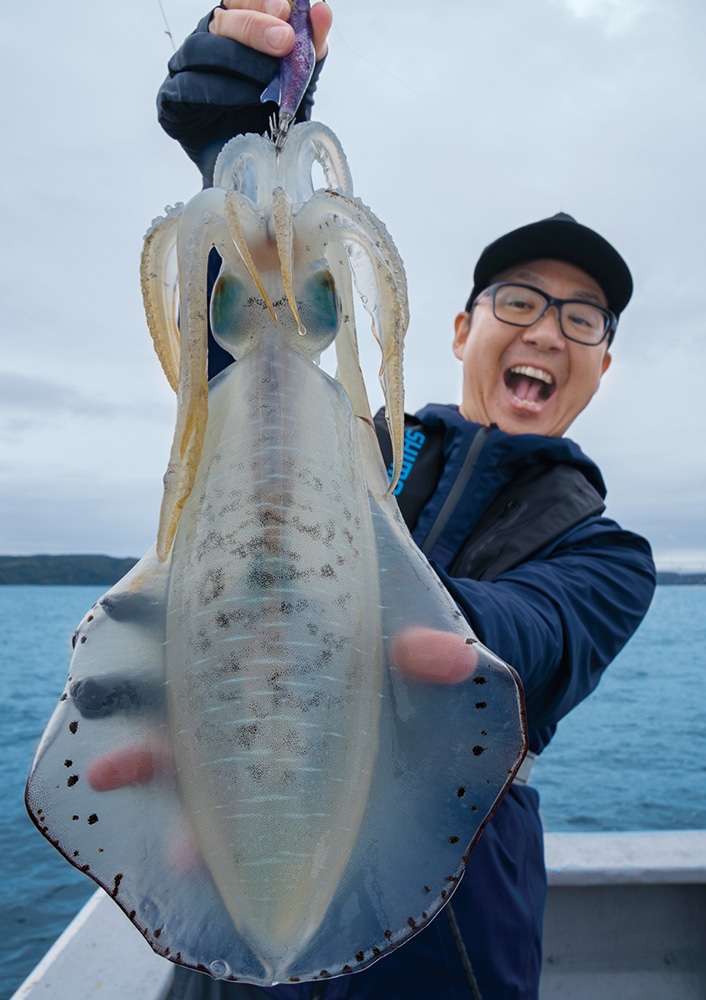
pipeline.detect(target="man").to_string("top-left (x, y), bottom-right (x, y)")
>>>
top-left (158, 4), bottom-right (655, 997)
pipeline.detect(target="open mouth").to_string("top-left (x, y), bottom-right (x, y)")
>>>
top-left (504, 365), bottom-right (556, 409)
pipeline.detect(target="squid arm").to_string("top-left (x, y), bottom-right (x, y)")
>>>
top-left (330, 246), bottom-right (374, 428)
top-left (271, 187), bottom-right (372, 434)
top-left (272, 187), bottom-right (307, 336)
top-left (223, 191), bottom-right (277, 324)
top-left (293, 190), bottom-right (409, 493)
top-left (212, 133), bottom-right (278, 213)
top-left (155, 188), bottom-right (273, 561)
top-left (141, 206), bottom-right (183, 394)
top-left (276, 121), bottom-right (354, 202)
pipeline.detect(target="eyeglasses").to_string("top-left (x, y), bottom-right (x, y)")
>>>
top-left (479, 282), bottom-right (617, 346)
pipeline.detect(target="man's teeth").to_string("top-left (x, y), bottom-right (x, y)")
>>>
top-left (509, 365), bottom-right (554, 385)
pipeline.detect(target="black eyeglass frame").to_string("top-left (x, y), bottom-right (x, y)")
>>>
top-left (478, 281), bottom-right (618, 346)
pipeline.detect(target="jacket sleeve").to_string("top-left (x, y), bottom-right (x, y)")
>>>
top-left (157, 12), bottom-right (326, 185)
top-left (433, 515), bottom-right (656, 744)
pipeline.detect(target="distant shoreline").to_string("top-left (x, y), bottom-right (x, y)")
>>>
top-left (0, 555), bottom-right (704, 586)
top-left (0, 555), bottom-right (138, 586)
top-left (653, 571), bottom-right (706, 586)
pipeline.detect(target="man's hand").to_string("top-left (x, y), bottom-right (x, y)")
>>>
top-left (86, 742), bottom-right (203, 872)
top-left (86, 741), bottom-right (172, 791)
top-left (210, 1), bottom-right (332, 61)
top-left (85, 626), bottom-right (475, 791)
top-left (390, 627), bottom-right (479, 685)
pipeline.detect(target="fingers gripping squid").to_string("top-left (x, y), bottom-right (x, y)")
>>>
top-left (26, 123), bottom-right (526, 986)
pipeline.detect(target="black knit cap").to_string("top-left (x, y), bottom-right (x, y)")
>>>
top-left (465, 212), bottom-right (633, 317)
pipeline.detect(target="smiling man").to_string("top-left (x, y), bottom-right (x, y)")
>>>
top-left (452, 214), bottom-right (627, 441)
top-left (158, 5), bottom-right (656, 999)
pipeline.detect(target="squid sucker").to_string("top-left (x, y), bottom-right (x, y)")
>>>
top-left (25, 122), bottom-right (526, 986)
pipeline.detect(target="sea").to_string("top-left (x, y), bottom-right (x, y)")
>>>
top-left (1, 584), bottom-right (705, 998)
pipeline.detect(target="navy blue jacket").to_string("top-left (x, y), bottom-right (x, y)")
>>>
top-left (408, 405), bottom-right (654, 754)
top-left (159, 18), bottom-right (656, 1000)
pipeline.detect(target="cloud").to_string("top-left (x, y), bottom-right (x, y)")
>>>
top-left (0, 373), bottom-right (116, 418)
top-left (0, 467), bottom-right (161, 558)
top-left (0, 0), bottom-right (702, 569)
top-left (0, 373), bottom-right (172, 440)
top-left (553, 0), bottom-right (652, 34)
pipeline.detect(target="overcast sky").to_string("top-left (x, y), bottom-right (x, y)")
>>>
top-left (0, 0), bottom-right (703, 569)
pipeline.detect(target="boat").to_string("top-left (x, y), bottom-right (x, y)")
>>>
top-left (11, 830), bottom-right (706, 999)
top-left (540, 830), bottom-right (706, 999)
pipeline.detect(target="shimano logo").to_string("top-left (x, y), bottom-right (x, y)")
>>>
top-left (388, 428), bottom-right (426, 496)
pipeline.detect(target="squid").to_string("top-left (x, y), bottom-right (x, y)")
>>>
top-left (26, 122), bottom-right (526, 986)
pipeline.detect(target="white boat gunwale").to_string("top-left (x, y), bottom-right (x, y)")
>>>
top-left (11, 830), bottom-right (706, 1000)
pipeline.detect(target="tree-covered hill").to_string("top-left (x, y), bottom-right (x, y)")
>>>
top-left (0, 556), bottom-right (703, 586)
top-left (0, 555), bottom-right (139, 585)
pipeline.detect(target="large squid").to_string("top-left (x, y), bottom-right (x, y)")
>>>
top-left (26, 122), bottom-right (526, 986)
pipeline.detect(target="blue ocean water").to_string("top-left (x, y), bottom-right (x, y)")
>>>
top-left (535, 585), bottom-right (706, 832)
top-left (1, 584), bottom-right (705, 998)
top-left (1, 587), bottom-right (105, 1000)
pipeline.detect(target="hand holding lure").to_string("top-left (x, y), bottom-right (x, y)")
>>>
top-left (261, 0), bottom-right (316, 149)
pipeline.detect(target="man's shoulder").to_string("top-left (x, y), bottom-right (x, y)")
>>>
top-left (373, 402), bottom-right (613, 579)
top-left (448, 462), bottom-right (607, 580)
top-left (380, 402), bottom-right (607, 492)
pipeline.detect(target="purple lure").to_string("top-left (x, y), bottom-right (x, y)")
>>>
top-left (261, 0), bottom-right (316, 148)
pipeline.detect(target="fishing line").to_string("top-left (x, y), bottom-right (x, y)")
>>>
top-left (157, 0), bottom-right (177, 52)
top-left (329, 17), bottom-right (424, 99)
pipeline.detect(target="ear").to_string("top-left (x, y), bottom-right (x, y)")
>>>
top-left (452, 312), bottom-right (471, 360)
top-left (600, 350), bottom-right (612, 377)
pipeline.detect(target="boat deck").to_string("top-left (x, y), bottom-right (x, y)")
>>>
top-left (541, 831), bottom-right (706, 999)
top-left (11, 831), bottom-right (706, 999)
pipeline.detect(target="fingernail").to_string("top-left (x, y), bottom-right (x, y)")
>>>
top-left (264, 0), bottom-right (286, 16)
top-left (265, 24), bottom-right (291, 51)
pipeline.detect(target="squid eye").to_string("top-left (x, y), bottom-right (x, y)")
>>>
top-left (210, 268), bottom-right (263, 360)
top-left (296, 268), bottom-right (341, 352)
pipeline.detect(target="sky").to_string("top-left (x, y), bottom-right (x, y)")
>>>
top-left (0, 0), bottom-right (704, 569)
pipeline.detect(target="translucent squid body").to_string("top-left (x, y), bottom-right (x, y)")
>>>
top-left (26, 123), bottom-right (526, 986)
